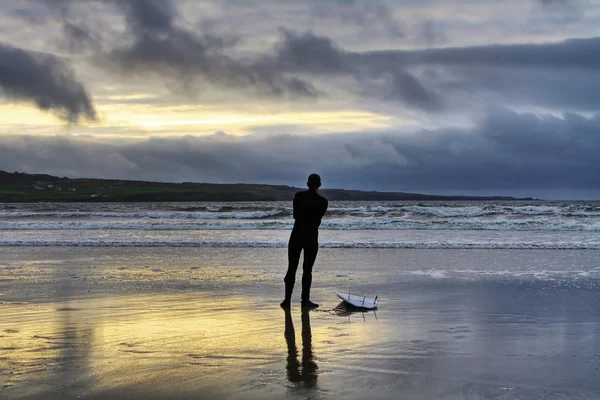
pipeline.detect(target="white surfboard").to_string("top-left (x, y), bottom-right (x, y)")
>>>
top-left (336, 292), bottom-right (378, 309)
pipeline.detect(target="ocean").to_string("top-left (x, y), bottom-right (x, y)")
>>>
top-left (1, 200), bottom-right (599, 250)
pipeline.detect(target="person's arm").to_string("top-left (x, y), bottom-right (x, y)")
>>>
top-left (293, 193), bottom-right (299, 220)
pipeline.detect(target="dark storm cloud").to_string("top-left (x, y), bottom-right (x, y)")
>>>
top-left (361, 37), bottom-right (600, 69)
top-left (376, 70), bottom-right (443, 111)
top-left (1, 110), bottom-right (598, 193)
top-left (270, 28), bottom-right (347, 74)
top-left (265, 29), bottom-right (443, 111)
top-left (104, 0), bottom-right (317, 98)
top-left (0, 43), bottom-right (96, 122)
top-left (352, 36), bottom-right (600, 111)
top-left (118, 0), bottom-right (176, 32)
top-left (374, 109), bottom-right (600, 190)
top-left (265, 33), bottom-right (600, 112)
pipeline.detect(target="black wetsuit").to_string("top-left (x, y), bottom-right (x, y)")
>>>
top-left (283, 190), bottom-right (328, 302)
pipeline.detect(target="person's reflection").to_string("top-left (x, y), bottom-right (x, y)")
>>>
top-left (284, 308), bottom-right (318, 388)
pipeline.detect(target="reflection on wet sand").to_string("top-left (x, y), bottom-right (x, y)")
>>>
top-left (1, 293), bottom-right (298, 399)
top-left (1, 260), bottom-right (599, 400)
top-left (283, 308), bottom-right (318, 390)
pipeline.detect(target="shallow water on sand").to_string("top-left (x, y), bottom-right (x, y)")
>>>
top-left (1, 247), bottom-right (599, 399)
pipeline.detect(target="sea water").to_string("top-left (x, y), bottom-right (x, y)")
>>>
top-left (1, 200), bottom-right (598, 250)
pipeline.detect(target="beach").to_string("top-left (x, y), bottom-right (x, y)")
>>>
top-left (1, 246), bottom-right (599, 399)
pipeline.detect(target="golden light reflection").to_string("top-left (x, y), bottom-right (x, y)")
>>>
top-left (0, 291), bottom-right (394, 398)
top-left (0, 294), bottom-right (312, 397)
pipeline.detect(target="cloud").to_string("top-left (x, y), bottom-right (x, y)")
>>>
top-left (0, 43), bottom-right (96, 122)
top-left (419, 20), bottom-right (447, 47)
top-left (310, 0), bottom-right (403, 37)
top-left (12, 0), bottom-right (103, 54)
top-left (103, 0), bottom-right (317, 98)
top-left (361, 36), bottom-right (600, 69)
top-left (535, 0), bottom-right (584, 22)
top-left (61, 20), bottom-right (101, 53)
top-left (270, 28), bottom-right (347, 74)
top-left (1, 110), bottom-right (598, 196)
top-left (376, 109), bottom-right (600, 191)
top-left (6, 1), bottom-right (600, 115)
top-left (266, 29), bottom-right (443, 111)
top-left (39, 1), bottom-right (438, 111)
top-left (354, 36), bottom-right (600, 111)
top-left (261, 32), bottom-right (600, 112)
top-left (118, 0), bottom-right (176, 32)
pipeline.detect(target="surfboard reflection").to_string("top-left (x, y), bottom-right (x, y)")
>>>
top-left (332, 301), bottom-right (378, 322)
top-left (283, 308), bottom-right (318, 389)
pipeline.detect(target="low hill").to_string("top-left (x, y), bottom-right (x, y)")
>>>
top-left (0, 171), bottom-right (533, 202)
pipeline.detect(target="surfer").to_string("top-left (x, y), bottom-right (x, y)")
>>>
top-left (281, 173), bottom-right (328, 309)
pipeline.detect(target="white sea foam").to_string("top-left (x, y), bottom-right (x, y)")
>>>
top-left (1, 216), bottom-right (599, 231)
top-left (0, 209), bottom-right (289, 220)
top-left (2, 202), bottom-right (599, 221)
top-left (409, 269), bottom-right (449, 278)
top-left (0, 238), bottom-right (598, 250)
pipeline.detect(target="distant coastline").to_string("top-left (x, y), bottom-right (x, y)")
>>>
top-left (0, 171), bottom-right (535, 202)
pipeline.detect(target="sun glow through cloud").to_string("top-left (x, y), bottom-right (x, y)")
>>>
top-left (0, 103), bottom-right (399, 137)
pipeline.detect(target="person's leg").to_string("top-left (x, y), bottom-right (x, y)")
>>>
top-left (282, 235), bottom-right (302, 306)
top-left (301, 240), bottom-right (318, 304)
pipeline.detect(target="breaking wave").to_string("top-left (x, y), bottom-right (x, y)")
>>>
top-left (1, 217), bottom-right (599, 231)
top-left (1, 238), bottom-right (598, 250)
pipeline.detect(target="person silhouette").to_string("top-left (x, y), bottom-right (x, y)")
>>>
top-left (283, 308), bottom-right (318, 389)
top-left (281, 173), bottom-right (328, 309)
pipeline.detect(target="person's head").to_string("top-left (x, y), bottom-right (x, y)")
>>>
top-left (307, 173), bottom-right (321, 191)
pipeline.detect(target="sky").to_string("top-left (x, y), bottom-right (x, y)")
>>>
top-left (0, 0), bottom-right (599, 199)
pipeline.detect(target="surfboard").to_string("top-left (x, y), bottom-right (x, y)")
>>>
top-left (336, 292), bottom-right (378, 310)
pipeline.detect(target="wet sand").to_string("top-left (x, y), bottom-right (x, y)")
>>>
top-left (1, 247), bottom-right (600, 399)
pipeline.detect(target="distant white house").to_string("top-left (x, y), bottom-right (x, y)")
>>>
top-left (90, 193), bottom-right (104, 198)
top-left (69, 188), bottom-right (77, 192)
top-left (47, 184), bottom-right (54, 189)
